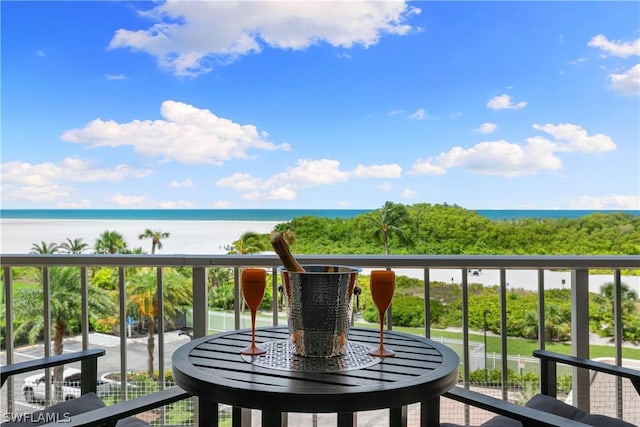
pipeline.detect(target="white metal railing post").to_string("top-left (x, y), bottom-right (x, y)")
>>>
top-left (192, 267), bottom-right (208, 338)
top-left (118, 267), bottom-right (128, 401)
top-left (461, 269), bottom-right (470, 426)
top-left (614, 269), bottom-right (623, 419)
top-left (43, 266), bottom-right (52, 404)
top-left (80, 266), bottom-right (89, 350)
top-left (234, 267), bottom-right (241, 330)
top-left (423, 268), bottom-right (431, 338)
top-left (537, 269), bottom-right (545, 350)
top-left (499, 269), bottom-right (508, 401)
top-left (571, 268), bottom-right (590, 412)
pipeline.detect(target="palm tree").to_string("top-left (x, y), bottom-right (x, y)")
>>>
top-left (600, 282), bottom-right (638, 314)
top-left (370, 201), bottom-right (411, 255)
top-left (30, 241), bottom-right (59, 254)
top-left (94, 230), bottom-right (128, 254)
top-left (138, 229), bottom-right (170, 254)
top-left (227, 231), bottom-right (268, 254)
top-left (59, 237), bottom-right (89, 254)
top-left (13, 267), bottom-right (114, 401)
top-left (127, 268), bottom-right (192, 375)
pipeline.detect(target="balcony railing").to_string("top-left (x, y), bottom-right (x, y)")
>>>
top-left (2, 254), bottom-right (639, 426)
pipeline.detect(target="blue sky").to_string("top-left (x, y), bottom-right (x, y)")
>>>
top-left (2, 1), bottom-right (639, 210)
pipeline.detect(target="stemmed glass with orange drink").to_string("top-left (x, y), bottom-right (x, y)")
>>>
top-left (240, 268), bottom-right (267, 355)
top-left (368, 270), bottom-right (396, 357)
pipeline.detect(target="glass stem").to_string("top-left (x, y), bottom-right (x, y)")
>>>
top-left (379, 310), bottom-right (385, 352)
top-left (251, 309), bottom-right (257, 349)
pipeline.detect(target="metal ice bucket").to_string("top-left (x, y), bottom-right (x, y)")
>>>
top-left (279, 265), bottom-right (361, 357)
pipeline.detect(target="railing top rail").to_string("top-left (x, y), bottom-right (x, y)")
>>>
top-left (1, 254), bottom-right (639, 269)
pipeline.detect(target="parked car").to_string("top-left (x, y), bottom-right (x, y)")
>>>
top-left (22, 368), bottom-right (111, 403)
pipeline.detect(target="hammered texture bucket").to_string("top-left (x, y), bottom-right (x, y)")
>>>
top-left (280, 265), bottom-right (361, 357)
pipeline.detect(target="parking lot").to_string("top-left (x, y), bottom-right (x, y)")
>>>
top-left (1, 331), bottom-right (192, 414)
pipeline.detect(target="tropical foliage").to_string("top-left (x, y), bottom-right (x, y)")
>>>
top-left (280, 203), bottom-right (640, 256)
top-left (138, 229), bottom-right (170, 254)
top-left (11, 266), bottom-right (114, 401)
top-left (126, 268), bottom-right (192, 375)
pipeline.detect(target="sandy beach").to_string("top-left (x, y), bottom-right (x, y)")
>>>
top-left (0, 219), bottom-right (280, 255)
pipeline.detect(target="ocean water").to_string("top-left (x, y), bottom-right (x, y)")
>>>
top-left (1, 208), bottom-right (638, 221)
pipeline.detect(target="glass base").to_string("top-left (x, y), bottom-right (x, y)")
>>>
top-left (368, 347), bottom-right (395, 358)
top-left (241, 345), bottom-right (267, 355)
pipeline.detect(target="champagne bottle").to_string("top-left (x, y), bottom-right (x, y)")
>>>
top-left (270, 232), bottom-right (305, 272)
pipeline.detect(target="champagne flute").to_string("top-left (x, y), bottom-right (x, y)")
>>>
top-left (368, 270), bottom-right (396, 357)
top-left (240, 268), bottom-right (267, 355)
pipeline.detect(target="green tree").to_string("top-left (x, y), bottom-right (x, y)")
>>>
top-left (228, 231), bottom-right (268, 254)
top-left (13, 267), bottom-right (114, 401)
top-left (369, 201), bottom-right (411, 255)
top-left (127, 268), bottom-right (192, 376)
top-left (272, 223), bottom-right (297, 246)
top-left (59, 237), bottom-right (89, 254)
top-left (30, 241), bottom-right (59, 254)
top-left (95, 231), bottom-right (128, 254)
top-left (138, 229), bottom-right (170, 255)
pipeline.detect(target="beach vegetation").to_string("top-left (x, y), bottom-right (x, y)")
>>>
top-left (30, 241), bottom-right (60, 254)
top-left (95, 230), bottom-right (128, 254)
top-left (227, 231), bottom-right (268, 254)
top-left (279, 203), bottom-right (640, 257)
top-left (367, 201), bottom-right (412, 255)
top-left (59, 237), bottom-right (89, 254)
top-left (138, 229), bottom-right (170, 254)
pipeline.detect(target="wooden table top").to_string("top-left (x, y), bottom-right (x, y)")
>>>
top-left (172, 326), bottom-right (459, 415)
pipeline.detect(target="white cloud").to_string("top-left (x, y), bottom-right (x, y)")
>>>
top-left (408, 108), bottom-right (437, 120)
top-left (217, 158), bottom-right (402, 200)
top-left (487, 94), bottom-right (527, 110)
top-left (378, 182), bottom-right (393, 192)
top-left (608, 64), bottom-right (640, 96)
top-left (170, 178), bottom-right (193, 188)
top-left (105, 73), bottom-right (126, 80)
top-left (569, 57), bottom-right (588, 65)
top-left (410, 123), bottom-right (616, 177)
top-left (476, 122), bottom-right (497, 134)
top-left (352, 163), bottom-right (402, 178)
top-left (409, 108), bottom-right (426, 120)
top-left (1, 157), bottom-right (152, 185)
top-left (399, 188), bottom-right (417, 199)
top-left (62, 100), bottom-right (290, 165)
top-left (1, 183), bottom-right (76, 203)
top-left (569, 194), bottom-right (640, 210)
top-left (532, 123), bottom-right (616, 153)
top-left (0, 157), bottom-right (152, 205)
top-left (216, 172), bottom-right (266, 191)
top-left (410, 138), bottom-right (561, 178)
top-left (588, 34), bottom-right (640, 58)
top-left (387, 109), bottom-right (406, 116)
top-left (109, 1), bottom-right (420, 77)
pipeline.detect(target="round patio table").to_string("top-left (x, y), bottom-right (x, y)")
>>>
top-left (172, 326), bottom-right (459, 427)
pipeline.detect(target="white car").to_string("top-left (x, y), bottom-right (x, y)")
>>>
top-left (22, 368), bottom-right (110, 403)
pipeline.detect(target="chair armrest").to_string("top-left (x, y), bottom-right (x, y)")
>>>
top-left (41, 386), bottom-right (192, 427)
top-left (533, 350), bottom-right (640, 396)
top-left (1, 348), bottom-right (106, 394)
top-left (444, 387), bottom-right (591, 427)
